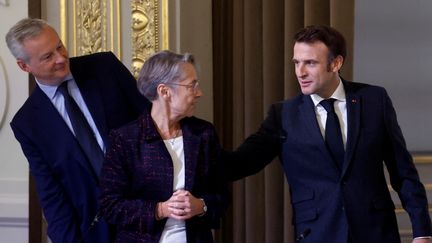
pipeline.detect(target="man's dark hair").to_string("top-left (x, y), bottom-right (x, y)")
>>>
top-left (294, 25), bottom-right (347, 64)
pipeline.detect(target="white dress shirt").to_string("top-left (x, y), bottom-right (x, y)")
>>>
top-left (310, 79), bottom-right (347, 148)
top-left (160, 136), bottom-right (186, 243)
top-left (36, 76), bottom-right (105, 152)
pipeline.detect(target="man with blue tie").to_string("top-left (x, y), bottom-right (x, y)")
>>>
top-left (5, 18), bottom-right (148, 242)
top-left (223, 25), bottom-right (431, 243)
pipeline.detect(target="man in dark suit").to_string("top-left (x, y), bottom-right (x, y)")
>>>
top-left (5, 18), bottom-right (148, 243)
top-left (224, 25), bottom-right (431, 242)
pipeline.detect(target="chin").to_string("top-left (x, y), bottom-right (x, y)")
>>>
top-left (300, 89), bottom-right (313, 95)
top-left (185, 110), bottom-right (195, 117)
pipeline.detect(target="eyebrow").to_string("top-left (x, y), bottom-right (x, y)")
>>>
top-left (39, 51), bottom-right (53, 61)
top-left (40, 40), bottom-right (63, 59)
top-left (292, 58), bottom-right (318, 63)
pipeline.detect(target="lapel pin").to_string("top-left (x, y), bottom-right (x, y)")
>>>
top-left (351, 99), bottom-right (357, 103)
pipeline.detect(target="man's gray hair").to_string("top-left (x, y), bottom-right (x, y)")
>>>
top-left (137, 50), bottom-right (195, 101)
top-left (5, 18), bottom-right (49, 62)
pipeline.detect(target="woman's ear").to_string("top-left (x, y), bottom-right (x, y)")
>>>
top-left (157, 84), bottom-right (170, 100)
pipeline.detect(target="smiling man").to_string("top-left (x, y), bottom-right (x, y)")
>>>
top-left (5, 18), bottom-right (148, 243)
top-left (223, 25), bottom-right (431, 243)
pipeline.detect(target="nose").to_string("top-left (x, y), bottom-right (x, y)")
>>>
top-left (195, 86), bottom-right (203, 97)
top-left (296, 64), bottom-right (307, 78)
top-left (54, 49), bottom-right (68, 63)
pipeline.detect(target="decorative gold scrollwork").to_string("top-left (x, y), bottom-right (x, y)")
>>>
top-left (76, 0), bottom-right (106, 55)
top-left (131, 0), bottom-right (159, 78)
top-left (61, 0), bottom-right (165, 74)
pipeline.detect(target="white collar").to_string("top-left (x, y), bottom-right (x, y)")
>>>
top-left (310, 78), bottom-right (346, 107)
top-left (36, 74), bottom-right (74, 99)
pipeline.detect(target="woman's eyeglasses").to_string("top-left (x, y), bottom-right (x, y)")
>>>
top-left (166, 80), bottom-right (200, 92)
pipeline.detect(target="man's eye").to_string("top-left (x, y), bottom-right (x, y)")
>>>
top-left (42, 54), bottom-right (53, 61)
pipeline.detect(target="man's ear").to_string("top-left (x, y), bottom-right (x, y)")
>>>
top-left (331, 55), bottom-right (344, 72)
top-left (17, 59), bottom-right (30, 73)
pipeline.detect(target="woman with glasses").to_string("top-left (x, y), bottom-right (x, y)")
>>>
top-left (99, 50), bottom-right (229, 243)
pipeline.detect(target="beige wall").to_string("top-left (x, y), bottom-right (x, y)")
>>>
top-left (354, 0), bottom-right (432, 152)
top-left (0, 1), bottom-right (30, 243)
top-left (170, 0), bottom-right (213, 122)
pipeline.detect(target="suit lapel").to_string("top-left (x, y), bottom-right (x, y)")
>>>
top-left (71, 66), bottom-right (109, 145)
top-left (299, 96), bottom-right (341, 171)
top-left (31, 87), bottom-right (99, 180)
top-left (341, 82), bottom-right (361, 176)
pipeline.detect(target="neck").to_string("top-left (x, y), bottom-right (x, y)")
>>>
top-left (321, 77), bottom-right (341, 99)
top-left (151, 102), bottom-right (181, 139)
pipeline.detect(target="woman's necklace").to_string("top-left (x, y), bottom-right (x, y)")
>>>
top-left (168, 129), bottom-right (181, 146)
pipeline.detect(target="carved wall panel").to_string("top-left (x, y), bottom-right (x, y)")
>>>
top-left (59, 0), bottom-right (122, 57)
top-left (131, 0), bottom-right (168, 78)
top-left (57, 0), bottom-right (167, 78)
top-left (76, 0), bottom-right (106, 54)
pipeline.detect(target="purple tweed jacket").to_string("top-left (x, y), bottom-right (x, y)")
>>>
top-left (99, 111), bottom-right (229, 243)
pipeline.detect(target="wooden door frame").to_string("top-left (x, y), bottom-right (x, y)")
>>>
top-left (28, 1), bottom-right (44, 243)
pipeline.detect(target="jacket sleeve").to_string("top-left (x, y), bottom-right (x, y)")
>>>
top-left (222, 103), bottom-right (284, 181)
top-left (197, 126), bottom-right (230, 229)
top-left (381, 88), bottom-right (432, 238)
top-left (106, 51), bottom-right (149, 116)
top-left (10, 122), bottom-right (81, 243)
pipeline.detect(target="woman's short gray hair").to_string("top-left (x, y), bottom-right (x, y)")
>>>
top-left (5, 18), bottom-right (49, 62)
top-left (137, 50), bottom-right (195, 101)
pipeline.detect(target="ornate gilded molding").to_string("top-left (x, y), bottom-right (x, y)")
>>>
top-left (59, 0), bottom-right (167, 73)
top-left (131, 0), bottom-right (168, 78)
top-left (60, 0), bottom-right (67, 48)
top-left (60, 0), bottom-right (121, 57)
top-left (161, 0), bottom-right (169, 50)
top-left (75, 0), bottom-right (107, 55)
top-left (413, 154), bottom-right (432, 164)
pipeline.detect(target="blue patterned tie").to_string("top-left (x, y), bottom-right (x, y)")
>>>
top-left (320, 99), bottom-right (345, 166)
top-left (57, 81), bottom-right (104, 177)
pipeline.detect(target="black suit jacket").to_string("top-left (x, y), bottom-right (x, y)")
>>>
top-left (225, 80), bottom-right (431, 242)
top-left (10, 52), bottom-right (148, 243)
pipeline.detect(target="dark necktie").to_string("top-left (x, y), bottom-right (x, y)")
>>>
top-left (320, 98), bottom-right (345, 166)
top-left (57, 81), bottom-right (104, 176)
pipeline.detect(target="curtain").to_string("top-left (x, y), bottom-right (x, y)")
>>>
top-left (213, 0), bottom-right (354, 242)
